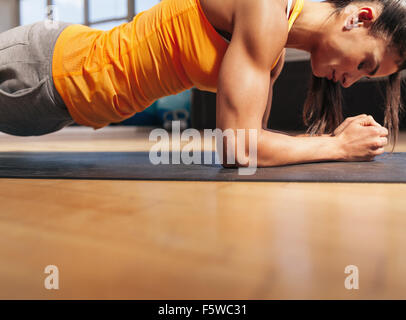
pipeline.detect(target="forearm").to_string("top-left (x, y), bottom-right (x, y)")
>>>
top-left (264, 129), bottom-right (331, 137)
top-left (256, 129), bottom-right (343, 167)
top-left (295, 133), bottom-right (333, 137)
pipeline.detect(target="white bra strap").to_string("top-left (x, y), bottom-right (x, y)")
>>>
top-left (286, 0), bottom-right (293, 18)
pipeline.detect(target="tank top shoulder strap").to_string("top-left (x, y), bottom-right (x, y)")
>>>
top-left (287, 0), bottom-right (304, 31)
top-left (286, 0), bottom-right (293, 18)
top-left (271, 0), bottom-right (304, 69)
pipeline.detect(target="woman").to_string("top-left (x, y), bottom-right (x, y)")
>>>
top-left (0, 0), bottom-right (402, 166)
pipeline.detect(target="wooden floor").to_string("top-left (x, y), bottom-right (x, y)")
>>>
top-left (1, 127), bottom-right (406, 300)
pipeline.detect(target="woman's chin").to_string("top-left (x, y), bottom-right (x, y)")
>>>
top-left (310, 60), bottom-right (323, 78)
top-left (311, 69), bottom-right (323, 78)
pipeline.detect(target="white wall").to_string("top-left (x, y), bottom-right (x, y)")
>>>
top-left (0, 0), bottom-right (19, 32)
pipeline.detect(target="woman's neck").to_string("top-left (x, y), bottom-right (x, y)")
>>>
top-left (286, 0), bottom-right (336, 53)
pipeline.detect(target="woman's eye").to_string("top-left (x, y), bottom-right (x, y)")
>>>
top-left (358, 61), bottom-right (366, 70)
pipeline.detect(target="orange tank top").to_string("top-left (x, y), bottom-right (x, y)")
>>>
top-left (52, 0), bottom-right (304, 129)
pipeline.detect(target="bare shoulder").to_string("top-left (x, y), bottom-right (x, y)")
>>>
top-left (233, 0), bottom-right (289, 32)
top-left (232, 0), bottom-right (289, 68)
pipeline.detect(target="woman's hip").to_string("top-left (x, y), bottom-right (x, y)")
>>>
top-left (0, 21), bottom-right (74, 136)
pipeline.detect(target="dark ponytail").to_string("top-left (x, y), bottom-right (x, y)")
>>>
top-left (303, 77), bottom-right (343, 135)
top-left (384, 72), bottom-right (404, 149)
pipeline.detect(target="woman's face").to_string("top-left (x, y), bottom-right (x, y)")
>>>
top-left (310, 5), bottom-right (401, 88)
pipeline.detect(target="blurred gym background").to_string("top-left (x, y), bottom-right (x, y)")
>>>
top-left (0, 0), bottom-right (405, 131)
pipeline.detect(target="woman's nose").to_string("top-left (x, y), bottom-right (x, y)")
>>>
top-left (342, 72), bottom-right (363, 88)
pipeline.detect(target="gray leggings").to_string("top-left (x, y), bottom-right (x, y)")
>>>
top-left (0, 22), bottom-right (74, 136)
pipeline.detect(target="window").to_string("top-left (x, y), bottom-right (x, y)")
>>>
top-left (136, 0), bottom-right (160, 13)
top-left (20, 0), bottom-right (85, 25)
top-left (20, 0), bottom-right (47, 26)
top-left (89, 0), bottom-right (127, 24)
top-left (53, 0), bottom-right (84, 24)
top-left (20, 1), bottom-right (161, 28)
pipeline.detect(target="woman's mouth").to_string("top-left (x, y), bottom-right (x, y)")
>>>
top-left (327, 69), bottom-right (336, 82)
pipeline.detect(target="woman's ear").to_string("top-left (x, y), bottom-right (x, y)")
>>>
top-left (358, 7), bottom-right (375, 27)
top-left (344, 15), bottom-right (360, 30)
top-left (344, 6), bottom-right (376, 30)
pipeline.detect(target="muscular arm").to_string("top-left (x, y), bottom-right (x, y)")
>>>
top-left (262, 49), bottom-right (284, 130)
top-left (216, 0), bottom-right (341, 167)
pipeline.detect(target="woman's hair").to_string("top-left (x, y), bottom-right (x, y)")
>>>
top-left (303, 0), bottom-right (406, 149)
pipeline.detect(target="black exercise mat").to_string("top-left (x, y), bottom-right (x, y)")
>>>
top-left (0, 152), bottom-right (405, 183)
